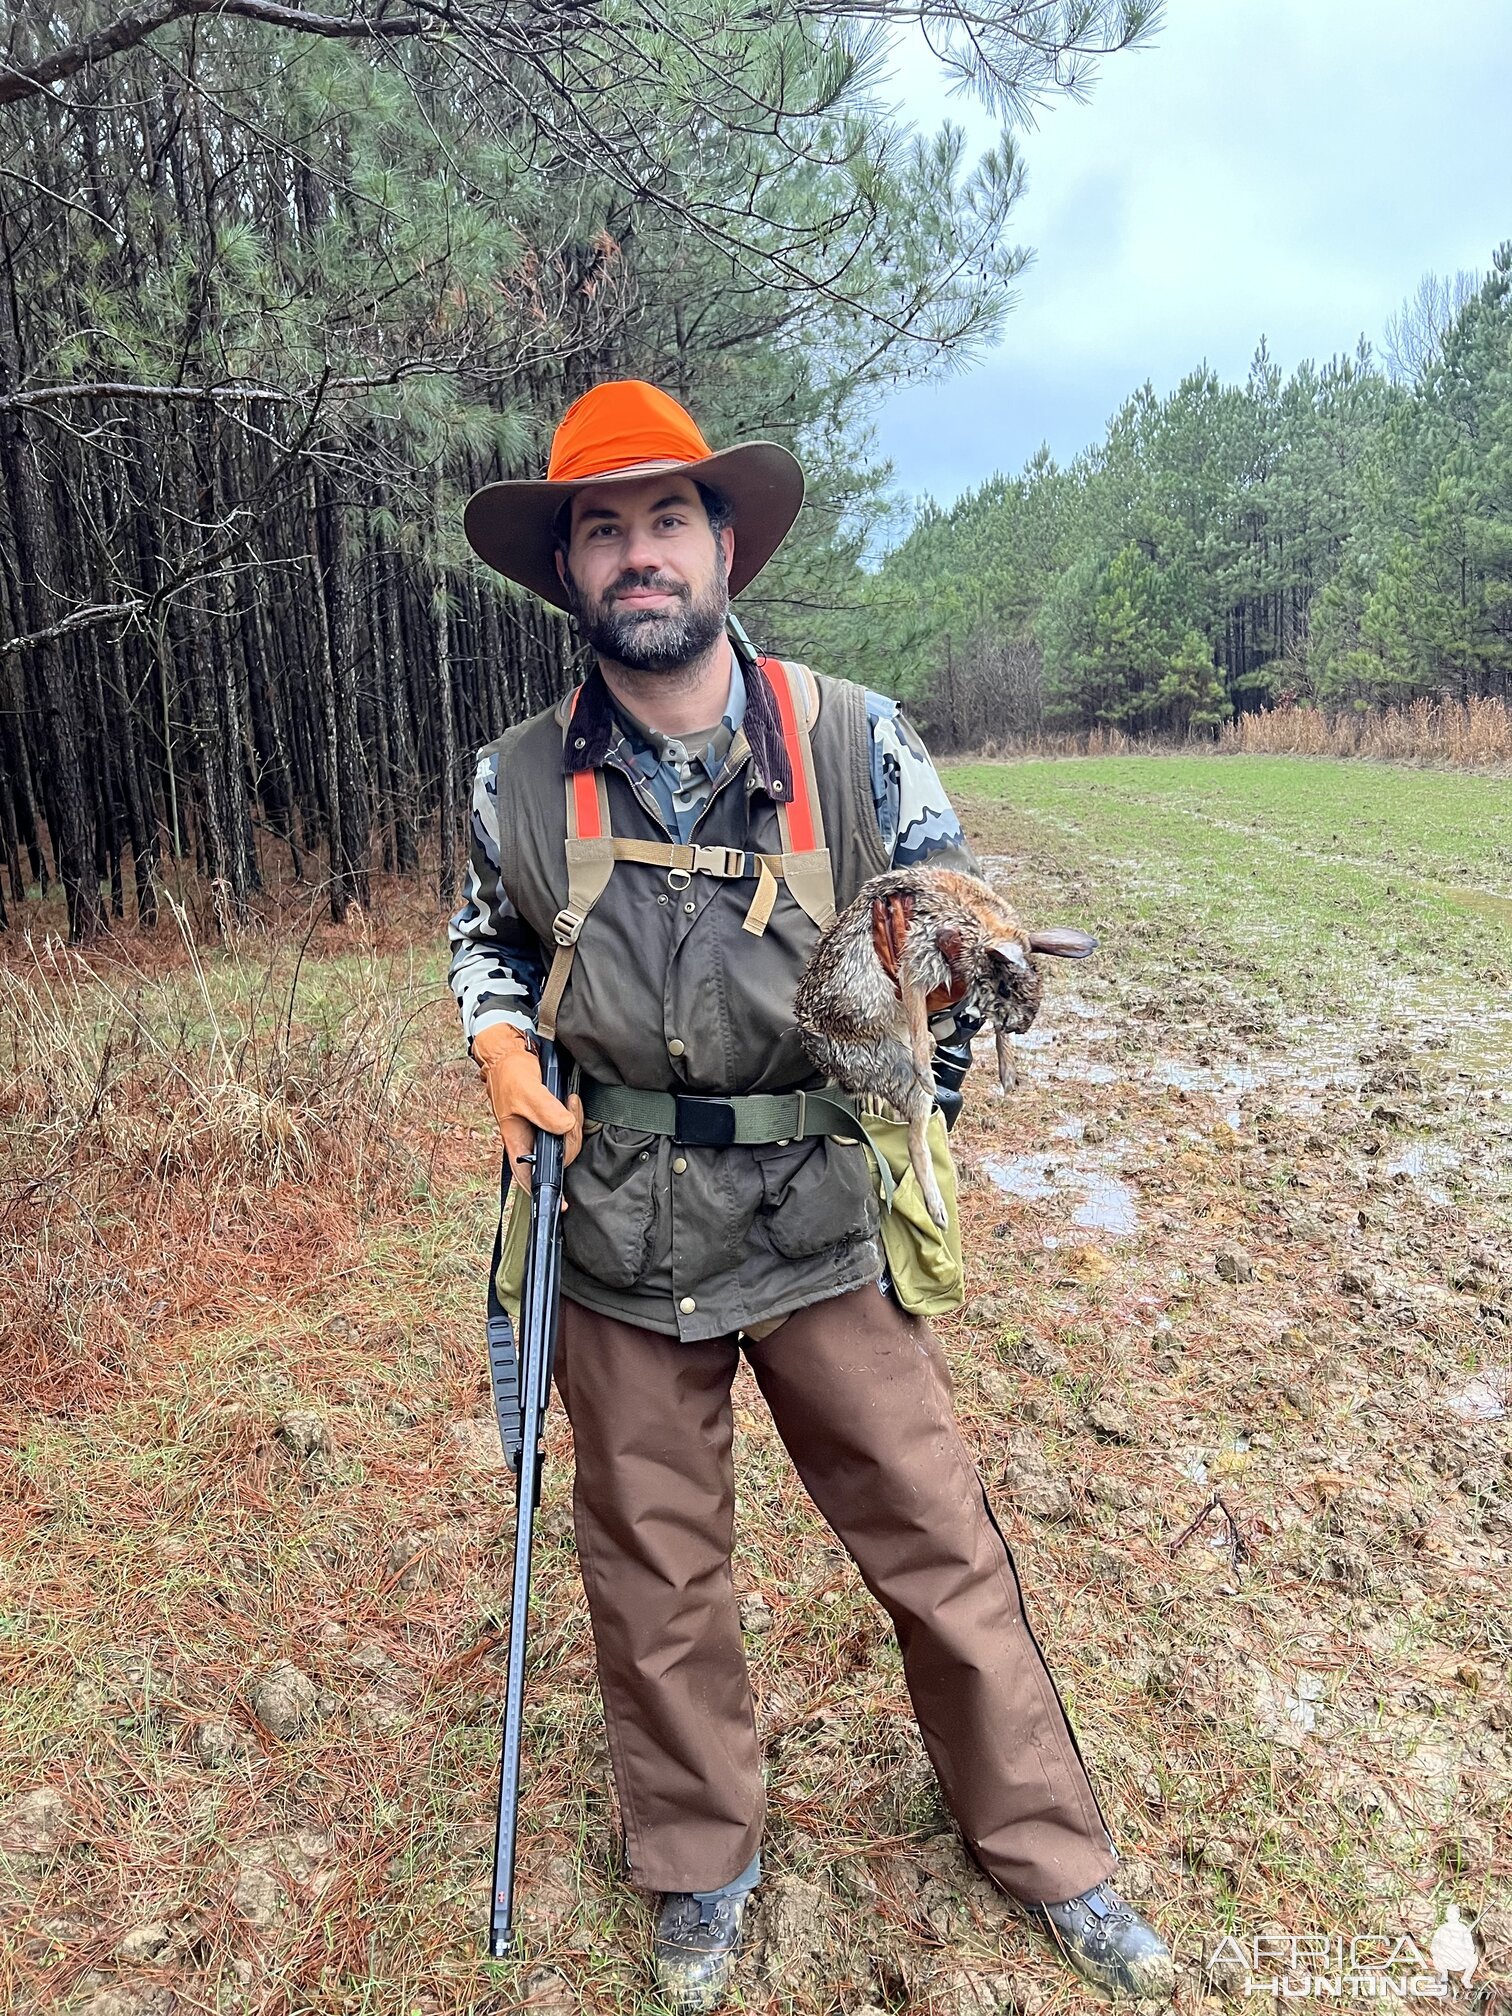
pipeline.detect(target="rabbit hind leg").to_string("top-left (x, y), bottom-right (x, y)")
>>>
top-left (900, 975), bottom-right (949, 1227)
top-left (905, 1088), bottom-right (949, 1230)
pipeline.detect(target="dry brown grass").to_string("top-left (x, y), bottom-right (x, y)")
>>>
top-left (958, 694), bottom-right (1512, 769)
top-left (1218, 696), bottom-right (1512, 767)
top-left (0, 891), bottom-right (443, 1420)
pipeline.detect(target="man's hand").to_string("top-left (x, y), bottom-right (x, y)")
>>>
top-left (472, 1024), bottom-right (584, 1191)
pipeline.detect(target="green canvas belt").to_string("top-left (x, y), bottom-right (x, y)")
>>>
top-left (579, 1077), bottom-right (864, 1148)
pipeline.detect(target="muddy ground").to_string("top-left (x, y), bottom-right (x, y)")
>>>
top-left (1, 756), bottom-right (1508, 2014)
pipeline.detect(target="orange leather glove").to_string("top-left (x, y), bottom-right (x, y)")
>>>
top-left (471, 1023), bottom-right (584, 1192)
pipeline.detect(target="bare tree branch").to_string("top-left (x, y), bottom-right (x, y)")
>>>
top-left (0, 362), bottom-right (463, 415)
top-left (0, 0), bottom-right (430, 107)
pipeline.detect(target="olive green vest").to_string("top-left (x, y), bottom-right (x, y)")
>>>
top-left (490, 660), bottom-right (892, 1339)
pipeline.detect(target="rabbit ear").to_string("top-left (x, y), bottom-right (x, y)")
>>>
top-left (1027, 926), bottom-right (1098, 959)
top-left (870, 891), bottom-right (915, 985)
top-left (988, 937), bottom-right (1031, 972)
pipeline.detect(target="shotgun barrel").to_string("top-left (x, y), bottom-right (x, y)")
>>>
top-left (486, 1038), bottom-right (567, 1959)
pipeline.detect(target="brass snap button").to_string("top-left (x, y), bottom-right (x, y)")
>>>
top-left (672, 1156), bottom-right (688, 1174)
top-left (678, 1296), bottom-right (696, 1315)
top-left (667, 1038), bottom-right (686, 1057)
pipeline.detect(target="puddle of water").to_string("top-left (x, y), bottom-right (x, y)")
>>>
top-left (982, 1153), bottom-right (1140, 1236)
top-left (1285, 1673), bottom-right (1326, 1734)
top-left (1152, 1058), bottom-right (1260, 1127)
top-left (1386, 1139), bottom-right (1463, 1204)
top-left (1443, 1375), bottom-right (1508, 1422)
top-left (984, 1153), bottom-right (1057, 1205)
top-left (1075, 1170), bottom-right (1140, 1235)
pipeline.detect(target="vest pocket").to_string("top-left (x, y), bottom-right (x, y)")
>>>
top-left (753, 1135), bottom-right (878, 1260)
top-left (561, 1128), bottom-right (661, 1289)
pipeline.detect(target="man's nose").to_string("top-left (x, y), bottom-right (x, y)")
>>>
top-left (620, 523), bottom-right (664, 574)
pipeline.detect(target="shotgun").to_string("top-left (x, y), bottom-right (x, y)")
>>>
top-left (484, 1036), bottom-right (567, 1959)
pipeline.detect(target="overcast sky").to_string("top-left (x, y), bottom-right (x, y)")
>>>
top-left (872, 0), bottom-right (1512, 509)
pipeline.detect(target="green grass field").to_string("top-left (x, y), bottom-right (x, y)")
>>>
top-left (945, 756), bottom-right (1512, 1015)
top-left (2, 756), bottom-right (1508, 2016)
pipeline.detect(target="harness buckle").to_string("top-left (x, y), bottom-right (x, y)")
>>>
top-left (552, 907), bottom-right (585, 947)
top-left (672, 1095), bottom-right (738, 1147)
top-left (691, 845), bottom-right (749, 878)
top-left (666, 867), bottom-right (692, 891)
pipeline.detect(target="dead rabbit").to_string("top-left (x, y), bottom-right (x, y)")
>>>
top-left (794, 866), bottom-right (1097, 1228)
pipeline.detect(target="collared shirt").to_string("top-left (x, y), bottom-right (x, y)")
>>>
top-left (610, 661), bottom-right (746, 843)
top-left (448, 660), bottom-right (968, 1046)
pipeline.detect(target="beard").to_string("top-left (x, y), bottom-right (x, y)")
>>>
top-left (565, 555), bottom-right (730, 675)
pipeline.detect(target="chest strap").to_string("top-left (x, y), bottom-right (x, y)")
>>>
top-left (535, 657), bottom-right (838, 1042)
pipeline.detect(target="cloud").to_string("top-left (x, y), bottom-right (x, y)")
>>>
top-left (873, 0), bottom-right (1512, 507)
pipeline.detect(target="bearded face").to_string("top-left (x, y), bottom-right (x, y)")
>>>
top-left (564, 547), bottom-right (730, 674)
top-left (558, 475), bottom-right (733, 678)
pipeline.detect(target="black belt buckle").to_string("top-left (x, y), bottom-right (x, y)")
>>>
top-left (673, 1095), bottom-right (737, 1147)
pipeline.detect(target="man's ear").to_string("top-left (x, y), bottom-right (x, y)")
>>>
top-left (719, 523), bottom-right (735, 576)
top-left (553, 548), bottom-right (569, 591)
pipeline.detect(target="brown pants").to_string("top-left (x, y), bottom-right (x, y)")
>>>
top-left (553, 1283), bottom-right (1118, 1906)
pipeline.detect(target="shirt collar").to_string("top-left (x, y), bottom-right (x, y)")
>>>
top-left (562, 648), bottom-right (793, 802)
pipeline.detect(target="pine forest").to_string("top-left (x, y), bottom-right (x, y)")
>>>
top-left (1, 3), bottom-right (1508, 946)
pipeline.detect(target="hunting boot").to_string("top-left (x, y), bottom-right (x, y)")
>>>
top-left (652, 1855), bottom-right (759, 2012)
top-left (1027, 1881), bottom-right (1175, 1998)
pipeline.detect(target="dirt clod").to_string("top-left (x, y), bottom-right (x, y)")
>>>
top-left (1012, 1334), bottom-right (1068, 1377)
top-left (1086, 1398), bottom-right (1137, 1442)
top-left (447, 1417), bottom-right (509, 1471)
top-left (0, 1784), bottom-right (74, 1866)
top-left (117, 1922), bottom-right (177, 1963)
top-left (274, 1409), bottom-right (328, 1458)
top-left (520, 1969), bottom-right (576, 2015)
top-left (1320, 1540), bottom-right (1377, 1594)
top-left (193, 1718), bottom-right (247, 1769)
top-left (1002, 1454), bottom-right (1073, 1521)
top-left (77, 1989), bottom-right (178, 2016)
top-left (248, 1662), bottom-right (317, 1739)
top-left (230, 1828), bottom-right (333, 1925)
top-left (1214, 1247), bottom-right (1254, 1283)
top-left (1087, 1472), bottom-right (1136, 1508)
top-left (755, 1874), bottom-right (831, 1986)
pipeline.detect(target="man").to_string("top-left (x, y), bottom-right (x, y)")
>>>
top-left (448, 380), bottom-right (1172, 2012)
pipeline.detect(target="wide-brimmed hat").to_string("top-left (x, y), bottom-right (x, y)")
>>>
top-left (462, 379), bottom-right (804, 610)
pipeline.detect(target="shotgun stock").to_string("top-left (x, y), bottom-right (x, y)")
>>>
top-left (485, 1038), bottom-right (567, 1959)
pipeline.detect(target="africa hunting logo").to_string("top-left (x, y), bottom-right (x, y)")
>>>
top-left (1208, 1907), bottom-right (1481, 1999)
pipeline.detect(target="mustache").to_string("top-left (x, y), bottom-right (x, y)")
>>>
top-left (608, 570), bottom-right (687, 601)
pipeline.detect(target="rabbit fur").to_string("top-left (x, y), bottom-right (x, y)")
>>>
top-left (793, 866), bottom-right (1097, 1229)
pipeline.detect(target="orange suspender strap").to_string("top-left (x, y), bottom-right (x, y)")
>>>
top-left (759, 654), bottom-right (822, 851)
top-left (759, 656), bottom-right (836, 929)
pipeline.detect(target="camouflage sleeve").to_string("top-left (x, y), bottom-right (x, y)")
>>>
top-left (446, 745), bottom-right (546, 1048)
top-left (865, 692), bottom-right (976, 870)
